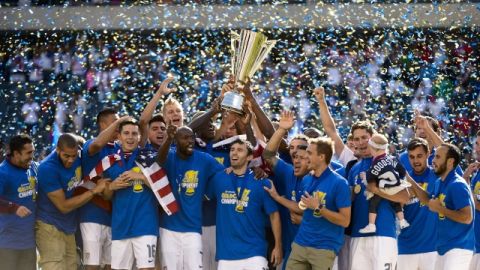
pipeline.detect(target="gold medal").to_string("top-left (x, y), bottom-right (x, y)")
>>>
top-left (354, 184), bottom-right (361, 194)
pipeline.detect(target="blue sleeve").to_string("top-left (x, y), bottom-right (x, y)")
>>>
top-left (455, 165), bottom-right (464, 176)
top-left (38, 165), bottom-right (63, 193)
top-left (205, 172), bottom-right (219, 200)
top-left (347, 167), bottom-right (356, 187)
top-left (164, 150), bottom-right (176, 172)
top-left (262, 180), bottom-right (278, 215)
top-left (335, 179), bottom-right (352, 209)
top-left (0, 172), bottom-right (6, 195)
top-left (449, 182), bottom-right (472, 210)
top-left (272, 158), bottom-right (293, 196)
top-left (207, 155), bottom-right (224, 178)
top-left (335, 167), bottom-right (346, 178)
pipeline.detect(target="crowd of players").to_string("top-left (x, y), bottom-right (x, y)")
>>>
top-left (0, 75), bottom-right (479, 270)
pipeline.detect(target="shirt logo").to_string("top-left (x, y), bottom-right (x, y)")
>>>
top-left (473, 182), bottom-right (480, 201)
top-left (419, 182), bottom-right (428, 207)
top-left (235, 188), bottom-right (251, 213)
top-left (313, 191), bottom-right (326, 217)
top-left (67, 166), bottom-right (82, 191)
top-left (438, 193), bottom-right (446, 220)
top-left (131, 167), bottom-right (144, 193)
top-left (182, 170), bottom-right (199, 196)
top-left (18, 176), bottom-right (36, 200)
top-left (215, 157), bottom-right (224, 165)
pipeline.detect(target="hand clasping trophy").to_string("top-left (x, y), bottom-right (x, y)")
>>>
top-left (221, 30), bottom-right (277, 114)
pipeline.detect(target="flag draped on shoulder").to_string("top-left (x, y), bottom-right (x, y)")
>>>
top-left (78, 148), bottom-right (179, 216)
top-left (135, 149), bottom-right (179, 216)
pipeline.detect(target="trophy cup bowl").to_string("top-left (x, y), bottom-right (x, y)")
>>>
top-left (221, 30), bottom-right (277, 114)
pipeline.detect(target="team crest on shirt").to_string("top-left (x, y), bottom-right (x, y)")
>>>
top-left (313, 191), bottom-right (326, 217)
top-left (18, 176), bottom-right (36, 199)
top-left (235, 188), bottom-right (251, 213)
top-left (291, 190), bottom-right (296, 201)
top-left (182, 170), bottom-right (199, 196)
top-left (131, 167), bottom-right (144, 193)
top-left (473, 182), bottom-right (480, 201)
top-left (438, 193), bottom-right (446, 220)
top-left (67, 166), bottom-right (82, 191)
top-left (215, 157), bottom-right (224, 165)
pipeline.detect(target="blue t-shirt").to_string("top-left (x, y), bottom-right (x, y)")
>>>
top-left (207, 170), bottom-right (278, 260)
top-left (195, 141), bottom-right (231, 227)
top-left (104, 148), bottom-right (159, 240)
top-left (272, 158), bottom-right (304, 256)
top-left (294, 168), bottom-right (351, 254)
top-left (330, 160), bottom-right (346, 178)
top-left (348, 157), bottom-right (397, 238)
top-left (160, 149), bottom-right (224, 233)
top-left (471, 171), bottom-right (480, 253)
top-left (0, 160), bottom-right (38, 249)
top-left (37, 151), bottom-right (82, 234)
top-left (433, 170), bottom-right (475, 255)
top-left (398, 167), bottom-right (438, 254)
top-left (79, 139), bottom-right (118, 226)
top-left (399, 149), bottom-right (463, 176)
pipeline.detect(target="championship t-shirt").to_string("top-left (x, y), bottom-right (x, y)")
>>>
top-left (398, 167), bottom-right (438, 254)
top-left (104, 148), bottom-right (160, 240)
top-left (0, 159), bottom-right (38, 249)
top-left (79, 139), bottom-right (118, 226)
top-left (37, 151), bottom-right (82, 234)
top-left (294, 168), bottom-right (351, 254)
top-left (272, 158), bottom-right (304, 258)
top-left (433, 170), bottom-right (474, 255)
top-left (160, 149), bottom-right (224, 233)
top-left (207, 170), bottom-right (278, 260)
top-left (195, 141), bottom-right (231, 227)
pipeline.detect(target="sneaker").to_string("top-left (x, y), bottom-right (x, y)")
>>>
top-left (359, 223), bottom-right (376, 234)
top-left (398, 219), bottom-right (410, 229)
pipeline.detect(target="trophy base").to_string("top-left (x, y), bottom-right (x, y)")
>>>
top-left (221, 91), bottom-right (244, 115)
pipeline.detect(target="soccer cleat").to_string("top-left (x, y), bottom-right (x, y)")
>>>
top-left (398, 219), bottom-right (410, 229)
top-left (359, 223), bottom-right (376, 234)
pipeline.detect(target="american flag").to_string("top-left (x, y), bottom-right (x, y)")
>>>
top-left (80, 148), bottom-right (179, 216)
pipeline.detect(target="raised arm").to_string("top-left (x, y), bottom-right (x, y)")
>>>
top-left (188, 96), bottom-right (222, 133)
top-left (241, 80), bottom-right (276, 140)
top-left (88, 115), bottom-right (131, 156)
top-left (139, 77), bottom-right (175, 147)
top-left (157, 124), bottom-right (177, 166)
top-left (314, 87), bottom-right (345, 157)
top-left (415, 112), bottom-right (443, 149)
top-left (263, 111), bottom-right (295, 168)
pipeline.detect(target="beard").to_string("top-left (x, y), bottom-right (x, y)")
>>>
top-left (434, 162), bottom-right (447, 176)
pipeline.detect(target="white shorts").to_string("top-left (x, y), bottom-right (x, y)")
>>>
top-left (435, 248), bottom-right (473, 270)
top-left (160, 228), bottom-right (203, 270)
top-left (202, 226), bottom-right (217, 270)
top-left (350, 236), bottom-right (397, 270)
top-left (111, 235), bottom-right (157, 269)
top-left (80, 222), bottom-right (112, 266)
top-left (332, 235), bottom-right (351, 270)
top-left (218, 256), bottom-right (268, 270)
top-left (470, 253), bottom-right (480, 270)
top-left (398, 252), bottom-right (437, 270)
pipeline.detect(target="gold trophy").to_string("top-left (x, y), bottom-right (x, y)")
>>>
top-left (221, 30), bottom-right (277, 114)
